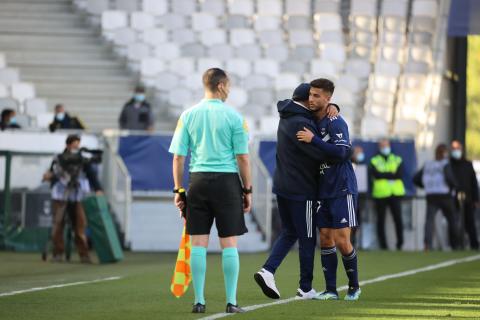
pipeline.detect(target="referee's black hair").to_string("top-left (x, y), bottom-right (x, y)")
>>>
top-left (310, 78), bottom-right (335, 95)
top-left (202, 68), bottom-right (229, 92)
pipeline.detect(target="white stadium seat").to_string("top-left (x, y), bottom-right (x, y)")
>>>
top-left (192, 13), bottom-right (218, 31)
top-left (227, 87), bottom-right (248, 108)
top-left (230, 29), bottom-right (256, 47)
top-left (168, 88), bottom-right (194, 107)
top-left (351, 16), bottom-right (377, 32)
top-left (207, 44), bottom-right (235, 60)
top-left (258, 30), bottom-right (285, 46)
top-left (371, 75), bottom-right (398, 92)
top-left (224, 15), bottom-right (251, 29)
top-left (172, 29), bottom-right (197, 46)
top-left (140, 58), bottom-right (165, 77)
top-left (310, 59), bottom-right (337, 78)
top-left (127, 43), bottom-right (150, 61)
top-left (275, 73), bottom-right (301, 90)
top-left (200, 29), bottom-right (227, 46)
top-left (171, 0), bottom-right (197, 15)
top-left (142, 0), bottom-right (168, 16)
top-left (153, 43), bottom-right (180, 60)
top-left (314, 0), bottom-right (340, 13)
top-left (169, 58), bottom-right (195, 75)
top-left (197, 58), bottom-right (223, 72)
top-left (228, 0), bottom-right (254, 16)
top-left (101, 11), bottom-right (128, 31)
top-left (314, 13), bottom-right (342, 32)
top-left (158, 14), bottom-right (188, 30)
top-left (183, 73), bottom-right (204, 90)
top-left (264, 44), bottom-right (289, 61)
top-left (201, 0), bottom-right (226, 16)
top-left (259, 116), bottom-right (280, 135)
top-left (0, 97), bottom-right (18, 110)
top-left (288, 29), bottom-right (314, 46)
top-left (350, 0), bottom-right (377, 16)
top-left (383, 17), bottom-right (407, 32)
top-left (254, 16), bottom-right (282, 31)
top-left (253, 59), bottom-right (279, 77)
top-left (381, 0), bottom-right (409, 17)
top-left (142, 28), bottom-right (168, 46)
top-left (281, 61), bottom-right (308, 74)
top-left (154, 72), bottom-right (180, 91)
top-left (393, 119), bottom-right (418, 136)
top-left (375, 60), bottom-right (401, 77)
top-left (226, 59), bottom-right (252, 78)
top-left (286, 0), bottom-right (311, 16)
top-left (35, 113), bottom-right (54, 129)
top-left (113, 28), bottom-right (137, 46)
top-left (345, 59), bottom-right (372, 78)
top-left (234, 44), bottom-right (262, 60)
top-left (11, 82), bottom-right (35, 103)
top-left (361, 115), bottom-right (389, 137)
top-left (243, 74), bottom-right (272, 90)
top-left (0, 53), bottom-right (5, 68)
top-left (248, 89), bottom-right (274, 106)
top-left (0, 84), bottom-right (8, 97)
top-left (412, 0), bottom-right (438, 18)
top-left (114, 0), bottom-right (138, 12)
top-left (86, 0), bottom-right (109, 15)
top-left (320, 43), bottom-right (346, 63)
top-left (257, 0), bottom-right (283, 16)
top-left (286, 15), bottom-right (311, 30)
top-left (0, 68), bottom-right (20, 85)
top-left (290, 46), bottom-right (316, 62)
top-left (130, 12), bottom-right (155, 30)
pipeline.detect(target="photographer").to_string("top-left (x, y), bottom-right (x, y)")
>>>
top-left (43, 134), bottom-right (103, 263)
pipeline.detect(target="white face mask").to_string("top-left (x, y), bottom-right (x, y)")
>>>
top-left (56, 112), bottom-right (65, 121)
top-left (451, 149), bottom-right (462, 159)
top-left (380, 147), bottom-right (391, 156)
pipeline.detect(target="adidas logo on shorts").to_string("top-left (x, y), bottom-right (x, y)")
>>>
top-left (340, 218), bottom-right (348, 223)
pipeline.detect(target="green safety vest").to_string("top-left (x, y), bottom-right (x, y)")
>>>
top-left (370, 154), bottom-right (406, 199)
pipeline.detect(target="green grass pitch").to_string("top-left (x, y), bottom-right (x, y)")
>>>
top-left (0, 250), bottom-right (479, 319)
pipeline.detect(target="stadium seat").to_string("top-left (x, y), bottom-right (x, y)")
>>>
top-left (86, 0), bottom-right (109, 15)
top-left (24, 98), bottom-right (48, 116)
top-left (290, 45), bottom-right (316, 63)
top-left (35, 113), bottom-right (54, 129)
top-left (274, 73), bottom-right (301, 90)
top-left (224, 15), bottom-right (251, 29)
top-left (169, 58), bottom-right (195, 75)
top-left (381, 46), bottom-right (403, 63)
top-left (201, 0), bottom-right (226, 16)
top-left (320, 31), bottom-right (346, 44)
top-left (404, 61), bottom-right (430, 74)
top-left (197, 58), bottom-right (223, 72)
top-left (361, 115), bottom-right (390, 137)
top-left (230, 29), bottom-right (256, 47)
top-left (351, 15), bottom-right (376, 32)
top-left (286, 0), bottom-right (311, 16)
top-left (226, 59), bottom-right (252, 78)
top-left (381, 0), bottom-right (409, 17)
top-left (259, 115), bottom-right (280, 135)
top-left (127, 43), bottom-right (150, 61)
top-left (310, 59), bottom-right (337, 78)
top-left (264, 44), bottom-right (289, 61)
top-left (345, 59), bottom-right (371, 78)
top-left (338, 74), bottom-right (363, 93)
top-left (257, 0), bottom-right (283, 16)
top-left (181, 43), bottom-right (206, 58)
top-left (285, 15), bottom-right (311, 30)
top-left (371, 75), bottom-right (398, 92)
top-left (170, 29), bottom-right (196, 46)
top-left (140, 58), bottom-right (165, 77)
top-left (350, 0), bottom-right (377, 16)
top-left (207, 44), bottom-right (235, 60)
top-left (253, 59), bottom-right (279, 77)
top-left (258, 30), bottom-right (285, 46)
top-left (382, 32), bottom-right (405, 46)
top-left (183, 73), bottom-right (204, 90)
top-left (412, 0), bottom-right (438, 18)
top-left (130, 12), bottom-right (155, 30)
top-left (153, 43), bottom-right (180, 60)
top-left (171, 0), bottom-right (196, 15)
top-left (383, 16), bottom-right (407, 32)
top-left (410, 17), bottom-right (436, 33)
top-left (254, 16), bottom-right (282, 31)
top-left (0, 97), bottom-right (19, 110)
top-left (0, 53), bottom-right (5, 68)
top-left (314, 0), bottom-right (341, 14)
top-left (393, 119), bottom-right (419, 136)
top-left (200, 29), bottom-right (227, 46)
top-left (114, 0), bottom-right (138, 12)
top-left (228, 0), bottom-right (254, 16)
top-left (168, 88), bottom-right (193, 107)
top-left (142, 28), bottom-right (168, 46)
top-left (192, 13), bottom-right (218, 31)
top-left (113, 28), bottom-right (137, 47)
top-left (227, 87), bottom-right (248, 108)
top-left (102, 11), bottom-right (128, 31)
top-left (332, 88), bottom-right (356, 106)
top-left (248, 89), bottom-right (275, 106)
top-left (314, 13), bottom-right (342, 32)
top-left (234, 44), bottom-right (262, 60)
top-left (408, 46), bottom-right (432, 63)
top-left (243, 74), bottom-right (272, 90)
top-left (375, 60), bottom-right (401, 77)
top-left (320, 43), bottom-right (346, 63)
top-left (158, 13), bottom-right (188, 30)
top-left (402, 74), bottom-right (427, 89)
top-left (11, 82), bottom-right (35, 103)
top-left (411, 31), bottom-right (433, 46)
top-left (288, 30), bottom-right (314, 46)
top-left (350, 44), bottom-right (372, 59)
top-left (141, 0), bottom-right (168, 16)
top-left (154, 72), bottom-right (180, 91)
top-left (281, 61), bottom-right (308, 74)
top-left (0, 68), bottom-right (20, 85)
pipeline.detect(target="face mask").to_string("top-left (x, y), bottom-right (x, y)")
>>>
top-left (451, 150), bottom-right (462, 159)
top-left (380, 147), bottom-right (391, 156)
top-left (356, 152), bottom-right (365, 162)
top-left (134, 94), bottom-right (145, 102)
top-left (9, 117), bottom-right (17, 125)
top-left (71, 148), bottom-right (80, 154)
top-left (56, 112), bottom-right (65, 121)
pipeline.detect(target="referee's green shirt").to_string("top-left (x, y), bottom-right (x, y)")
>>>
top-left (169, 98), bottom-right (249, 173)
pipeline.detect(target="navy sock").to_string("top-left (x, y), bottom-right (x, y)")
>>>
top-left (342, 248), bottom-right (359, 288)
top-left (321, 246), bottom-right (337, 293)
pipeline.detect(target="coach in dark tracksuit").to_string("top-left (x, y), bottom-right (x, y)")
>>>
top-left (254, 84), bottom-right (340, 299)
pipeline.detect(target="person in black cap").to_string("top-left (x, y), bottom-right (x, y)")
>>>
top-left (254, 83), bottom-right (341, 300)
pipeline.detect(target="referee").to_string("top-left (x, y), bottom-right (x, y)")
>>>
top-left (169, 68), bottom-right (252, 314)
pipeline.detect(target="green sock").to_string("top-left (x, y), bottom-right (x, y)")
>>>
top-left (191, 246), bottom-right (207, 305)
top-left (222, 247), bottom-right (239, 305)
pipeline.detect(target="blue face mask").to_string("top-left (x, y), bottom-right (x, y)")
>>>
top-left (356, 152), bottom-right (365, 162)
top-left (9, 117), bottom-right (17, 125)
top-left (134, 94), bottom-right (145, 102)
top-left (380, 147), bottom-right (391, 156)
top-left (56, 112), bottom-right (65, 121)
top-left (451, 150), bottom-right (462, 159)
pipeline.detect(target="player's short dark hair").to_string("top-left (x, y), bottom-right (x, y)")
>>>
top-left (202, 68), bottom-right (228, 92)
top-left (310, 78), bottom-right (335, 95)
top-left (66, 134), bottom-right (81, 145)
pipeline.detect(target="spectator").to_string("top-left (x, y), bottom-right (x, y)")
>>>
top-left (369, 139), bottom-right (406, 250)
top-left (118, 85), bottom-right (154, 131)
top-left (1, 108), bottom-right (21, 130)
top-left (49, 104), bottom-right (85, 132)
top-left (450, 140), bottom-right (479, 250)
top-left (413, 144), bottom-right (458, 251)
top-left (42, 134), bottom-right (103, 263)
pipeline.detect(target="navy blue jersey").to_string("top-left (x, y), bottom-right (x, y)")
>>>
top-left (314, 116), bottom-right (358, 199)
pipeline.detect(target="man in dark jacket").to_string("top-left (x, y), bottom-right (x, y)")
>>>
top-left (254, 83), bottom-right (340, 300)
top-left (450, 140), bottom-right (479, 250)
top-left (413, 144), bottom-right (458, 250)
top-left (49, 104), bottom-right (85, 132)
top-left (118, 86), bottom-right (154, 131)
top-left (0, 108), bottom-right (21, 130)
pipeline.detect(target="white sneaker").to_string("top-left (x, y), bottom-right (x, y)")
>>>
top-left (254, 268), bottom-right (281, 299)
top-left (295, 288), bottom-right (317, 300)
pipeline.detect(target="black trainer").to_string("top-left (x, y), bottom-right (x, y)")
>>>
top-left (192, 303), bottom-right (206, 313)
top-left (226, 303), bottom-right (245, 313)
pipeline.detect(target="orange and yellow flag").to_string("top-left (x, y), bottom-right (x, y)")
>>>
top-left (170, 223), bottom-right (191, 298)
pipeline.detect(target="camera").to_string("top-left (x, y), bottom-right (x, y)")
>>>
top-left (57, 148), bottom-right (103, 188)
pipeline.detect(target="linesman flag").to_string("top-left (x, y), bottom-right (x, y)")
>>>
top-left (170, 222), bottom-right (191, 297)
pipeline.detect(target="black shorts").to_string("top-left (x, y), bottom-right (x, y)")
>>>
top-left (186, 172), bottom-right (248, 238)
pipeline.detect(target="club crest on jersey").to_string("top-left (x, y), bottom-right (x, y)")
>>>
top-left (336, 133), bottom-right (343, 139)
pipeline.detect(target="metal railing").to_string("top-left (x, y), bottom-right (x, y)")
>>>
top-left (102, 136), bottom-right (132, 247)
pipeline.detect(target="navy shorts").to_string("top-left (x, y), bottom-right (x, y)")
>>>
top-left (317, 194), bottom-right (358, 229)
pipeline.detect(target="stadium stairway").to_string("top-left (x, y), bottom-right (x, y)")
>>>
top-left (0, 0), bottom-right (138, 131)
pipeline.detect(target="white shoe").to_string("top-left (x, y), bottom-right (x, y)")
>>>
top-left (254, 268), bottom-right (281, 299)
top-left (295, 288), bottom-right (317, 300)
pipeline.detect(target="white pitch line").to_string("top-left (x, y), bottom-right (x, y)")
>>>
top-left (200, 254), bottom-right (480, 320)
top-left (0, 276), bottom-right (122, 298)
